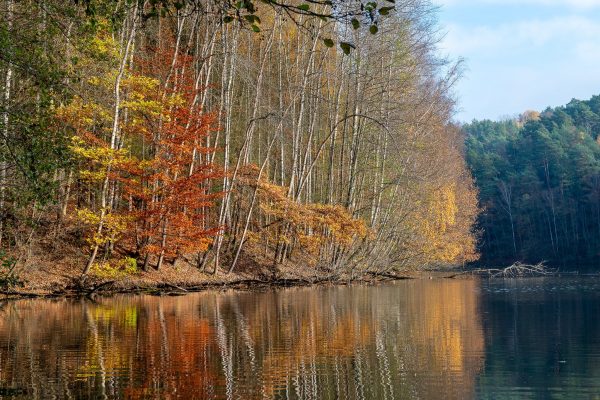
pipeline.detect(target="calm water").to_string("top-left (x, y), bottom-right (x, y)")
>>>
top-left (1, 278), bottom-right (600, 399)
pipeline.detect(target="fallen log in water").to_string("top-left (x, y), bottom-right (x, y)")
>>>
top-left (491, 262), bottom-right (554, 278)
top-left (449, 262), bottom-right (555, 279)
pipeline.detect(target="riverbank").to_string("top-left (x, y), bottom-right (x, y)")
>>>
top-left (1, 239), bottom-right (569, 301)
top-left (0, 222), bottom-right (476, 300)
top-left (0, 266), bottom-right (426, 300)
top-left (1, 246), bottom-right (434, 300)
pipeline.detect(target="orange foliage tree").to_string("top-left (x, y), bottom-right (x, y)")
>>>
top-left (59, 27), bottom-right (221, 273)
top-left (237, 165), bottom-right (368, 268)
top-left (118, 41), bottom-right (222, 271)
top-left (119, 101), bottom-right (220, 271)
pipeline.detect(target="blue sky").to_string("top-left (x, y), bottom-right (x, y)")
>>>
top-left (434, 0), bottom-right (600, 122)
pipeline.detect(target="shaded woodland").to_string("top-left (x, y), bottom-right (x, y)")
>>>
top-left (0, 0), bottom-right (478, 285)
top-left (464, 96), bottom-right (600, 269)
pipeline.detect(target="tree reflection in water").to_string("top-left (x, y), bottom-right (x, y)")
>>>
top-left (0, 280), bottom-right (484, 399)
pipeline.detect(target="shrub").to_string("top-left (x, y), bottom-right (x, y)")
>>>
top-left (0, 251), bottom-right (24, 290)
top-left (91, 257), bottom-right (138, 279)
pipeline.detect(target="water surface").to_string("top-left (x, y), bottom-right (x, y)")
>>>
top-left (0, 278), bottom-right (599, 399)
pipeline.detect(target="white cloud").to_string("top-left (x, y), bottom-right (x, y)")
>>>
top-left (436, 0), bottom-right (600, 9)
top-left (434, 0), bottom-right (600, 120)
top-left (438, 15), bottom-right (600, 120)
top-left (574, 40), bottom-right (600, 62)
top-left (441, 16), bottom-right (600, 55)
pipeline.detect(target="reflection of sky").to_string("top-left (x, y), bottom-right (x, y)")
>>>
top-left (434, 0), bottom-right (600, 122)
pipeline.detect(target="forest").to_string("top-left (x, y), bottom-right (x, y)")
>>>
top-left (0, 0), bottom-right (479, 289)
top-left (3, 2), bottom-right (600, 399)
top-left (464, 96), bottom-right (600, 269)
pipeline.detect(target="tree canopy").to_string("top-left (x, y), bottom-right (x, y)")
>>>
top-left (1, 0), bottom-right (477, 286)
top-left (464, 95), bottom-right (600, 269)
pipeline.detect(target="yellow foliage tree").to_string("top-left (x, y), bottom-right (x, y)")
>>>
top-left (408, 182), bottom-right (479, 266)
top-left (238, 165), bottom-right (368, 266)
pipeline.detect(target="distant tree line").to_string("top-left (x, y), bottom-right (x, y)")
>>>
top-left (464, 96), bottom-right (600, 269)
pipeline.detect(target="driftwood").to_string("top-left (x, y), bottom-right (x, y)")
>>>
top-left (449, 262), bottom-right (554, 279)
top-left (87, 280), bottom-right (116, 294)
top-left (490, 262), bottom-right (554, 278)
top-left (160, 282), bottom-right (188, 292)
top-left (365, 271), bottom-right (416, 281)
top-left (0, 290), bottom-right (41, 298)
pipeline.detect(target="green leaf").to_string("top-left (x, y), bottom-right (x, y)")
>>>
top-left (298, 3), bottom-right (310, 11)
top-left (251, 24), bottom-right (261, 32)
top-left (369, 24), bottom-right (378, 34)
top-left (323, 38), bottom-right (334, 47)
top-left (223, 16), bottom-right (234, 23)
top-left (339, 42), bottom-right (355, 55)
top-left (351, 18), bottom-right (360, 30)
top-left (379, 6), bottom-right (394, 15)
top-left (365, 1), bottom-right (377, 11)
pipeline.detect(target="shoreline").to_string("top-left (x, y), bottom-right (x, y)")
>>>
top-left (3, 262), bottom-right (587, 301)
top-left (0, 270), bottom-right (428, 300)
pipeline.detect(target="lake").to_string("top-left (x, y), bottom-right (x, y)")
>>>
top-left (1, 278), bottom-right (600, 399)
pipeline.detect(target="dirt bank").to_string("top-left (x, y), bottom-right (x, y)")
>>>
top-left (1, 246), bottom-right (447, 300)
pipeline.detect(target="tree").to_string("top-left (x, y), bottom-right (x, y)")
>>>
top-left (464, 95), bottom-right (600, 269)
top-left (2, 0), bottom-right (480, 281)
top-left (120, 85), bottom-right (220, 270)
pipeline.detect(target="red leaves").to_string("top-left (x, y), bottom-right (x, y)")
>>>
top-left (118, 44), bottom-right (223, 263)
top-left (122, 101), bottom-right (221, 260)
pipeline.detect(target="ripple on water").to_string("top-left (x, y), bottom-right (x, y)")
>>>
top-left (0, 278), bottom-right (599, 399)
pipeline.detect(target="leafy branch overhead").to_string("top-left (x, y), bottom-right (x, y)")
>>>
top-left (73, 0), bottom-right (395, 52)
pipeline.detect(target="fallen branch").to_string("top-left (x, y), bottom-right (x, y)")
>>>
top-left (492, 262), bottom-right (553, 278)
top-left (88, 280), bottom-right (115, 294)
top-left (365, 271), bottom-right (416, 281)
top-left (449, 262), bottom-right (554, 279)
top-left (0, 290), bottom-right (41, 298)
top-left (160, 282), bottom-right (188, 292)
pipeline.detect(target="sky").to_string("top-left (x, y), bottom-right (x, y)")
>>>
top-left (434, 0), bottom-right (600, 122)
